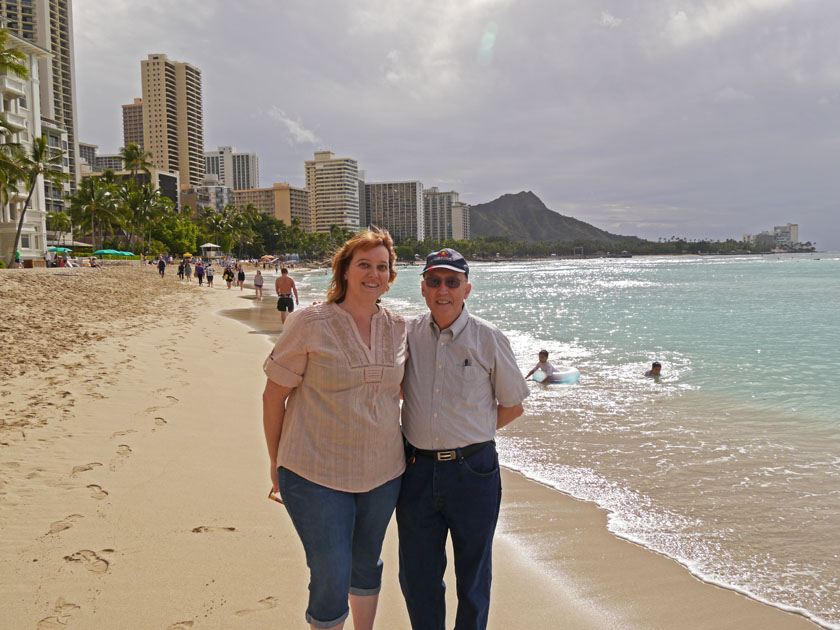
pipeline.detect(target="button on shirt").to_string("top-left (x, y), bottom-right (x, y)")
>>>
top-left (401, 305), bottom-right (529, 450)
top-left (263, 302), bottom-right (407, 492)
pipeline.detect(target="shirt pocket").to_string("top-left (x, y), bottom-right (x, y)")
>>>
top-left (445, 364), bottom-right (493, 411)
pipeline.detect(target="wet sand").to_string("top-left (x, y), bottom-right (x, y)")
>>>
top-left (0, 266), bottom-right (820, 628)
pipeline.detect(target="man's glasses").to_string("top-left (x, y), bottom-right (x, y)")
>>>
top-left (424, 276), bottom-right (465, 289)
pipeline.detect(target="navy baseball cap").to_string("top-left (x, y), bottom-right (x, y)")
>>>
top-left (422, 248), bottom-right (469, 276)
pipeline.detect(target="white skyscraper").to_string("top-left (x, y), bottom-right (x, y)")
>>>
top-left (305, 151), bottom-right (360, 233)
top-left (205, 146), bottom-right (260, 191)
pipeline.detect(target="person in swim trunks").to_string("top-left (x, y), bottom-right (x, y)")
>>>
top-left (275, 267), bottom-right (299, 324)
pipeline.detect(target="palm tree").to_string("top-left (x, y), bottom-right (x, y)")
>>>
top-left (45, 210), bottom-right (71, 246)
top-left (0, 28), bottom-right (29, 79)
top-left (7, 135), bottom-right (69, 267)
top-left (119, 143), bottom-right (154, 184)
top-left (70, 176), bottom-right (114, 251)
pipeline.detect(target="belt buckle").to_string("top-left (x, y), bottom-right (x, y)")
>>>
top-left (436, 450), bottom-right (456, 461)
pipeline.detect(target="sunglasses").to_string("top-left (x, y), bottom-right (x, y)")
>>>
top-left (424, 276), bottom-right (465, 289)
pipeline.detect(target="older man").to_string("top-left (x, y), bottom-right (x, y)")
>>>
top-left (397, 248), bottom-right (529, 630)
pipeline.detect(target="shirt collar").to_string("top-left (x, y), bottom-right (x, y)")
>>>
top-left (428, 304), bottom-right (470, 339)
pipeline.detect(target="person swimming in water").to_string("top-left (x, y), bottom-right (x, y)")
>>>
top-left (525, 350), bottom-right (555, 381)
top-left (645, 361), bottom-right (662, 378)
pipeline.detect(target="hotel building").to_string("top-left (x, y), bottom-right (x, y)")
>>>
top-left (1, 0), bottom-right (80, 188)
top-left (204, 146), bottom-right (259, 191)
top-left (423, 187), bottom-right (470, 241)
top-left (305, 151), bottom-right (360, 233)
top-left (141, 53), bottom-right (204, 187)
top-left (232, 182), bottom-right (309, 226)
top-left (364, 181), bottom-right (424, 241)
top-left (0, 31), bottom-right (52, 262)
top-left (122, 97), bottom-right (143, 148)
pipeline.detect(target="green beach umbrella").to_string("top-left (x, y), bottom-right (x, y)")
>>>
top-left (48, 247), bottom-right (72, 252)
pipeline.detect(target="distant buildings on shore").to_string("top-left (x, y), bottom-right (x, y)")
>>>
top-left (743, 224), bottom-right (809, 251)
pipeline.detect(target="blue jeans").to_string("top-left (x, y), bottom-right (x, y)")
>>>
top-left (278, 467), bottom-right (401, 629)
top-left (396, 443), bottom-right (502, 630)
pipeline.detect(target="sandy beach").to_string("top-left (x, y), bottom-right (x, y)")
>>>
top-left (0, 266), bottom-right (820, 629)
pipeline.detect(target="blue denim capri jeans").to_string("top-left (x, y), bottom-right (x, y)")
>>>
top-left (278, 466), bottom-right (401, 629)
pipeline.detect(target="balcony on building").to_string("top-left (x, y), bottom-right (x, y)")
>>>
top-left (0, 75), bottom-right (26, 98)
top-left (1, 110), bottom-right (27, 131)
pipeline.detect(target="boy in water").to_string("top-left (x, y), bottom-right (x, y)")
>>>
top-left (525, 349), bottom-right (555, 381)
top-left (645, 361), bottom-right (662, 378)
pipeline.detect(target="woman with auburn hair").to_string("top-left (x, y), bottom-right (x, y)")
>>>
top-left (262, 228), bottom-right (405, 630)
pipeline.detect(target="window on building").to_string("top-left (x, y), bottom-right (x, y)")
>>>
top-left (21, 234), bottom-right (30, 248)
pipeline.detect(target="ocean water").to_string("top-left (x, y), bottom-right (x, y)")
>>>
top-left (298, 253), bottom-right (840, 628)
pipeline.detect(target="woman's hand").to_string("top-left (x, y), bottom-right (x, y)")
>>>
top-left (271, 464), bottom-right (280, 494)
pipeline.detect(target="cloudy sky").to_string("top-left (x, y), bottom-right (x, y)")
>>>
top-left (73, 0), bottom-right (839, 248)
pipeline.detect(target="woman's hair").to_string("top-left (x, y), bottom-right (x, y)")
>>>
top-left (326, 227), bottom-right (397, 304)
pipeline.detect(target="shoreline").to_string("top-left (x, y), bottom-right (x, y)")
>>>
top-left (0, 267), bottom-right (823, 628)
top-left (225, 272), bottom-right (824, 629)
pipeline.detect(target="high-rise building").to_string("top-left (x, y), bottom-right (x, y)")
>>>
top-left (204, 146), bottom-right (259, 191)
top-left (452, 200), bottom-right (470, 241)
top-left (122, 97), bottom-right (143, 148)
top-left (774, 223), bottom-right (799, 247)
top-left (190, 174), bottom-right (232, 213)
top-left (424, 187), bottom-right (470, 241)
top-left (141, 53), bottom-right (204, 187)
top-left (364, 181), bottom-right (424, 241)
top-left (305, 151), bottom-right (360, 233)
top-left (95, 154), bottom-right (124, 171)
top-left (232, 182), bottom-right (309, 226)
top-left (78, 141), bottom-right (97, 169)
top-left (0, 32), bottom-right (52, 262)
top-left (1, 0), bottom-right (80, 188)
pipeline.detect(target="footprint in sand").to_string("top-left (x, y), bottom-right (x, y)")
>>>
top-left (111, 429), bottom-right (136, 437)
top-left (71, 463), bottom-right (102, 477)
top-left (86, 392), bottom-right (105, 400)
top-left (167, 622), bottom-right (194, 629)
top-left (116, 444), bottom-right (132, 457)
top-left (64, 549), bottom-right (111, 573)
top-left (87, 484), bottom-right (109, 500)
top-left (191, 526), bottom-right (236, 534)
top-left (234, 596), bottom-right (279, 616)
top-left (48, 514), bottom-right (83, 535)
top-left (166, 395), bottom-right (180, 404)
top-left (37, 598), bottom-right (80, 629)
top-left (155, 417), bottom-right (167, 426)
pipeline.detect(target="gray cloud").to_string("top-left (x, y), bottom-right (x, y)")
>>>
top-left (74, 0), bottom-right (840, 248)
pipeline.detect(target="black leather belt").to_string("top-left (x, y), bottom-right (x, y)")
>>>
top-left (412, 440), bottom-right (494, 462)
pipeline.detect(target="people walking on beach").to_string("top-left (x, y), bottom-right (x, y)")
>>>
top-left (274, 268), bottom-right (299, 325)
top-left (254, 270), bottom-right (264, 298)
top-left (397, 247), bottom-right (529, 630)
top-left (206, 264), bottom-right (214, 287)
top-left (177, 261), bottom-right (185, 280)
top-left (223, 266), bottom-right (234, 289)
top-left (185, 260), bottom-right (193, 282)
top-left (237, 266), bottom-right (246, 291)
top-left (157, 257), bottom-right (166, 278)
top-left (262, 228), bottom-right (405, 630)
top-left (196, 261), bottom-right (205, 286)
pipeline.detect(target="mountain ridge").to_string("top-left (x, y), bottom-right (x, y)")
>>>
top-left (468, 191), bottom-right (645, 244)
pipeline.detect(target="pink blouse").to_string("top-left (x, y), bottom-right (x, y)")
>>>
top-left (263, 302), bottom-right (406, 492)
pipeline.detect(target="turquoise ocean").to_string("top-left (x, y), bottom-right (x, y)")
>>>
top-left (294, 253), bottom-right (839, 628)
